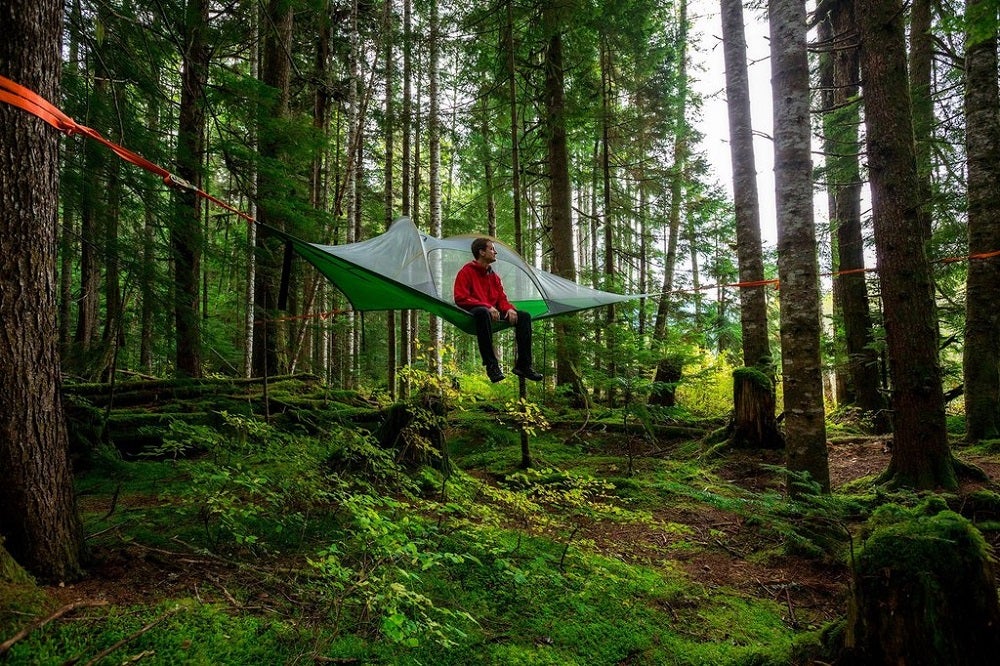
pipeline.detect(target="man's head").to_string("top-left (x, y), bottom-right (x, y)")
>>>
top-left (471, 237), bottom-right (497, 264)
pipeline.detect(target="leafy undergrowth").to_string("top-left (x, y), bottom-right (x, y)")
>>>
top-left (3, 395), bottom-right (1000, 665)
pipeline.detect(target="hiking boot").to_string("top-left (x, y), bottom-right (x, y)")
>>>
top-left (486, 364), bottom-right (505, 383)
top-left (512, 366), bottom-right (543, 381)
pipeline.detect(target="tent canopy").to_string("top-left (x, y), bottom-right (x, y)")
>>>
top-left (266, 217), bottom-right (639, 335)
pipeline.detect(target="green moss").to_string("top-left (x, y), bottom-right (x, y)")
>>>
top-left (732, 367), bottom-right (772, 391)
top-left (857, 508), bottom-right (994, 625)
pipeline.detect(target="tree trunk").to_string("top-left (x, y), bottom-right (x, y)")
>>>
top-left (428, 0), bottom-right (443, 375)
top-left (243, 0), bottom-right (260, 379)
top-left (650, 354), bottom-right (683, 408)
top-left (819, 0), bottom-right (888, 432)
top-left (600, 36), bottom-right (617, 397)
top-left (73, 84), bottom-right (105, 368)
top-left (384, 1), bottom-right (397, 400)
top-left (481, 95), bottom-right (497, 236)
top-left (731, 368), bottom-right (783, 449)
top-left (544, 7), bottom-right (586, 406)
top-left (856, 0), bottom-right (955, 490)
top-left (252, 0), bottom-right (294, 378)
top-left (721, 0), bottom-right (770, 370)
top-left (908, 0), bottom-right (934, 243)
top-left (962, 0), bottom-right (1000, 442)
top-left (399, 0), bottom-right (413, 398)
top-left (0, 0), bottom-right (85, 580)
top-left (173, 0), bottom-right (209, 378)
top-left (769, 0), bottom-right (830, 493)
top-left (649, 0), bottom-right (691, 406)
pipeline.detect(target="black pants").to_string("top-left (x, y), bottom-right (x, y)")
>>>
top-left (468, 307), bottom-right (533, 369)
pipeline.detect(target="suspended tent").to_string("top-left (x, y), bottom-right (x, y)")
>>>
top-left (263, 217), bottom-right (639, 335)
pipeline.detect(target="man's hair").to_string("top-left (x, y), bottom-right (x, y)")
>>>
top-left (471, 237), bottom-right (491, 259)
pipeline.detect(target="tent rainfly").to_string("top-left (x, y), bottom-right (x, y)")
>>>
top-left (264, 217), bottom-right (640, 335)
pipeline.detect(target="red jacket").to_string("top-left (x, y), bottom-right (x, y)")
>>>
top-left (454, 260), bottom-right (514, 313)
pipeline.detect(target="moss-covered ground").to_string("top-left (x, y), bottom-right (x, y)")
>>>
top-left (2, 381), bottom-right (999, 665)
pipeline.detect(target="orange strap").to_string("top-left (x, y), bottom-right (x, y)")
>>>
top-left (0, 74), bottom-right (255, 224)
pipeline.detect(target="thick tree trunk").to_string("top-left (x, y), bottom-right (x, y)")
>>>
top-left (252, 0), bottom-right (294, 378)
top-left (856, 0), bottom-right (954, 490)
top-left (173, 0), bottom-right (209, 378)
top-left (769, 0), bottom-right (830, 493)
top-left (649, 355), bottom-right (683, 408)
top-left (962, 0), bottom-right (1000, 442)
top-left (908, 0), bottom-right (934, 243)
top-left (0, 0), bottom-right (85, 580)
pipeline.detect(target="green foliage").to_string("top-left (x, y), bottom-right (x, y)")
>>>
top-left (307, 494), bottom-right (478, 649)
top-left (675, 355), bottom-right (739, 417)
top-left (138, 419), bottom-right (221, 459)
top-left (157, 412), bottom-right (339, 552)
top-left (503, 398), bottom-right (551, 437)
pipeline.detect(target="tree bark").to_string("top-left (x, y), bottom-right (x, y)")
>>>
top-left (544, 6), bottom-right (587, 406)
top-left (819, 0), bottom-right (888, 432)
top-left (0, 0), bottom-right (85, 580)
top-left (173, 0), bottom-right (209, 378)
top-left (962, 0), bottom-right (1000, 441)
top-left (252, 0), bottom-right (294, 378)
top-left (399, 0), bottom-right (413, 397)
top-left (731, 368), bottom-right (783, 449)
top-left (721, 0), bottom-right (770, 369)
top-left (769, 0), bottom-right (830, 493)
top-left (856, 0), bottom-right (955, 489)
top-left (428, 0), bottom-right (443, 375)
top-left (384, 1), bottom-right (397, 399)
top-left (908, 0), bottom-right (934, 243)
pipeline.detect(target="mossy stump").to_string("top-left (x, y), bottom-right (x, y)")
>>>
top-left (730, 367), bottom-right (783, 449)
top-left (376, 392), bottom-right (448, 470)
top-left (845, 510), bottom-right (1000, 665)
top-left (648, 354), bottom-right (683, 407)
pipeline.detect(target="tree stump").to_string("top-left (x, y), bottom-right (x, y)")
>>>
top-left (844, 508), bottom-right (1000, 664)
top-left (375, 392), bottom-right (448, 471)
top-left (730, 367), bottom-right (783, 449)
top-left (648, 354), bottom-right (683, 407)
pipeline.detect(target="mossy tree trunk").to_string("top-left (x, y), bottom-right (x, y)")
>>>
top-left (846, 510), bottom-right (1000, 664)
top-left (730, 367), bottom-right (783, 449)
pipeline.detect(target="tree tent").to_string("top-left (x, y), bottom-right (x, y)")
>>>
top-left (263, 217), bottom-right (639, 335)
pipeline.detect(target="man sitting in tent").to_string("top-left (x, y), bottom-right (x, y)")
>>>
top-left (454, 237), bottom-right (543, 383)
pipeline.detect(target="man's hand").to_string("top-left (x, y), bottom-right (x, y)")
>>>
top-left (488, 306), bottom-right (500, 321)
top-left (505, 309), bottom-right (518, 324)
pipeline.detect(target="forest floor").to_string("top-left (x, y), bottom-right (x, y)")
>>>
top-left (48, 436), bottom-right (1000, 631)
top-left (5, 387), bottom-right (1000, 664)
